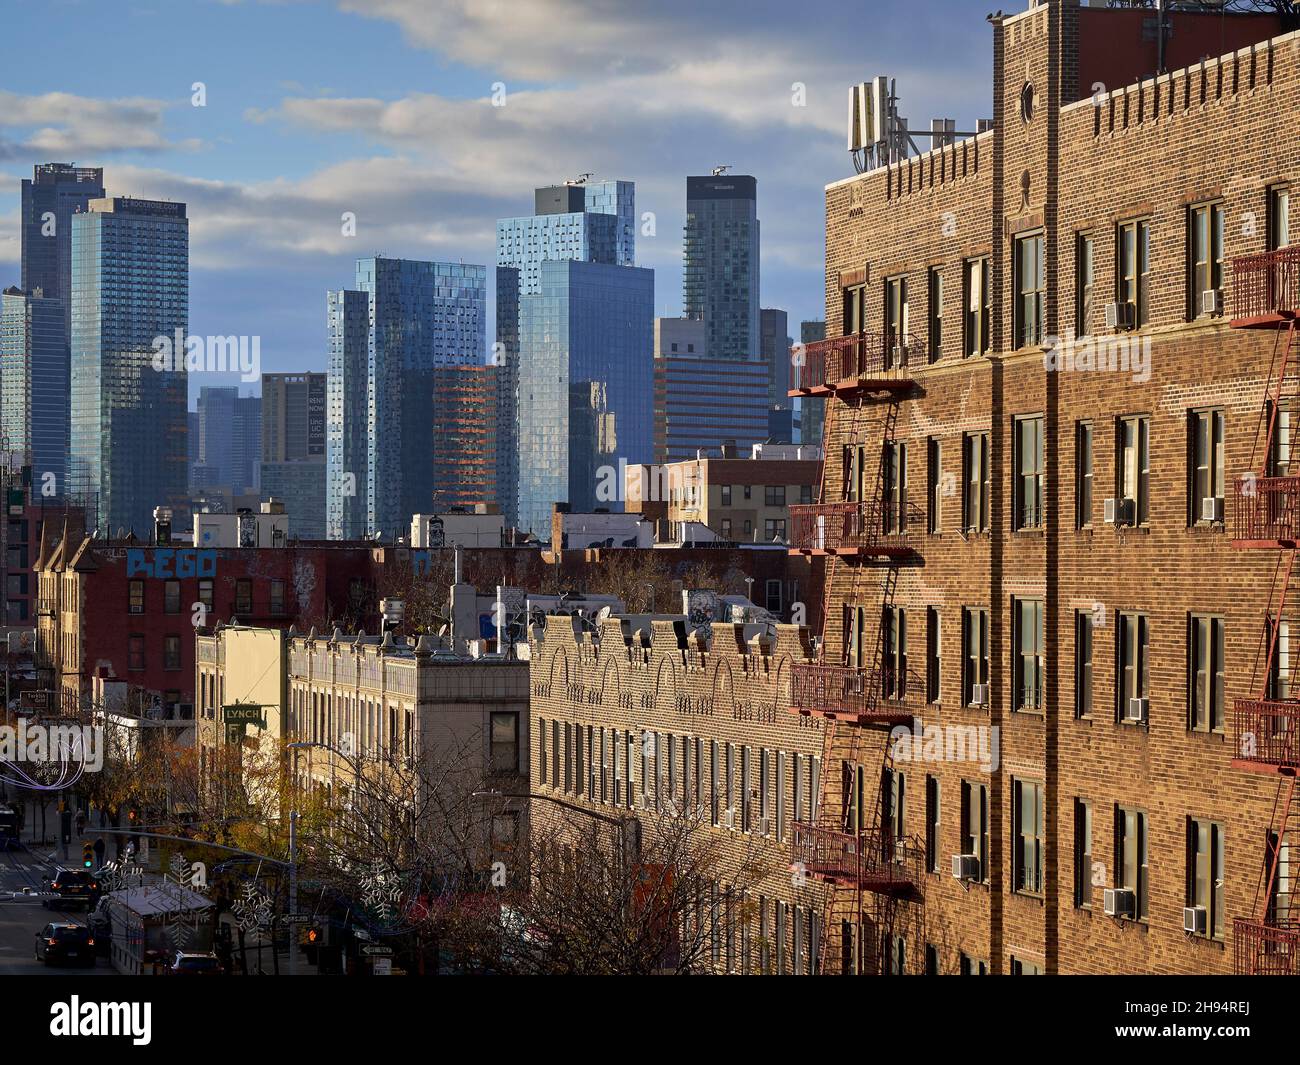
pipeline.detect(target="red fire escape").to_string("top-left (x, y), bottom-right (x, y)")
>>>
top-left (1230, 245), bottom-right (1300, 975)
top-left (786, 330), bottom-right (924, 974)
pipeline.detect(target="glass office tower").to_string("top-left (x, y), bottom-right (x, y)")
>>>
top-left (683, 175), bottom-right (760, 360)
top-left (21, 163), bottom-right (105, 342)
top-left (0, 286), bottom-right (68, 495)
top-left (515, 258), bottom-right (654, 536)
top-left (326, 289), bottom-right (370, 540)
top-left (70, 197), bottom-right (189, 537)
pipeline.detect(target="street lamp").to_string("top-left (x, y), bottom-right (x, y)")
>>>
top-left (473, 788), bottom-right (642, 870)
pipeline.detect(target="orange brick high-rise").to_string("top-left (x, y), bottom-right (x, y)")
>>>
top-left (788, 0), bottom-right (1299, 975)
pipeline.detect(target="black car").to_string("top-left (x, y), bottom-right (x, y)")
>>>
top-left (43, 868), bottom-right (100, 909)
top-left (35, 923), bottom-right (95, 966)
top-left (168, 951), bottom-right (224, 975)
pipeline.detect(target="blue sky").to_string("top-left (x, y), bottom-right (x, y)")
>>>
top-left (0, 0), bottom-right (995, 404)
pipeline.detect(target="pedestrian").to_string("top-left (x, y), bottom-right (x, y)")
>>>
top-left (75, 810), bottom-right (85, 837)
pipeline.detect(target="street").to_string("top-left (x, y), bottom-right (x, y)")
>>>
top-left (0, 843), bottom-right (109, 976)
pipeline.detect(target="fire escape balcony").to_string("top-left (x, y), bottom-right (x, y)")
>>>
top-left (788, 333), bottom-right (917, 397)
top-left (1230, 247), bottom-right (1299, 327)
top-left (1233, 917), bottom-right (1300, 975)
top-left (1232, 477), bottom-right (1300, 547)
top-left (1232, 699), bottom-right (1300, 774)
top-left (789, 500), bottom-right (920, 558)
top-left (790, 823), bottom-right (922, 896)
top-left (788, 662), bottom-right (924, 727)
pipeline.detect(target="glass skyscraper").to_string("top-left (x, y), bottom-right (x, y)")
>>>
top-left (261, 372), bottom-right (327, 540)
top-left (21, 163), bottom-right (105, 341)
top-left (70, 197), bottom-right (189, 537)
top-left (0, 286), bottom-right (68, 495)
top-left (683, 175), bottom-right (760, 360)
top-left (515, 258), bottom-right (654, 536)
top-left (495, 180), bottom-right (637, 528)
top-left (325, 289), bottom-right (369, 540)
top-left (326, 258), bottom-right (487, 539)
top-left (191, 386), bottom-right (261, 492)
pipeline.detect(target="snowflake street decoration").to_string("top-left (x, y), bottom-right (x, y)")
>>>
top-left (358, 861), bottom-right (403, 923)
top-left (99, 859), bottom-right (143, 893)
top-left (231, 882), bottom-right (275, 933)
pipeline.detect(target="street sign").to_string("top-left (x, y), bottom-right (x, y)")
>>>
top-left (222, 704), bottom-right (267, 727)
top-left (361, 945), bottom-right (392, 956)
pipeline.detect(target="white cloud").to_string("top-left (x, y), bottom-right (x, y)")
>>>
top-left (0, 91), bottom-right (200, 160)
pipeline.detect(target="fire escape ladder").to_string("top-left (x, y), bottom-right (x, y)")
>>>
top-left (1257, 550), bottom-right (1297, 699)
top-left (1257, 321), bottom-right (1298, 477)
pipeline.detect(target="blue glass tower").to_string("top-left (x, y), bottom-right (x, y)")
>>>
top-left (326, 289), bottom-right (369, 540)
top-left (70, 197), bottom-right (189, 537)
top-left (0, 286), bottom-right (68, 496)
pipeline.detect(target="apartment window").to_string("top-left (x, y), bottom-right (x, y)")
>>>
top-left (1116, 806), bottom-right (1150, 921)
top-left (721, 484), bottom-right (732, 506)
top-left (552, 721), bottom-right (561, 788)
top-left (883, 607), bottom-right (907, 700)
top-left (763, 518), bottom-right (787, 541)
top-left (743, 519), bottom-right (752, 537)
top-left (776, 751), bottom-right (786, 842)
top-left (885, 276), bottom-right (909, 366)
top-left (1074, 799), bottom-right (1093, 909)
top-left (960, 780), bottom-right (989, 883)
top-left (962, 607), bottom-right (989, 707)
top-left (1269, 185), bottom-right (1291, 250)
top-left (128, 635), bottom-right (145, 671)
top-left (1011, 957), bottom-right (1043, 976)
top-left (765, 579), bottom-right (783, 615)
top-left (1076, 421), bottom-right (1093, 528)
top-left (927, 437), bottom-right (942, 534)
top-left (1117, 415), bottom-right (1150, 524)
top-left (539, 718), bottom-right (548, 782)
top-left (720, 518), bottom-right (732, 539)
top-left (711, 740), bottom-right (720, 825)
top-left (1077, 233), bottom-right (1096, 335)
top-left (128, 580), bottom-right (145, 615)
top-left (884, 441), bottom-right (907, 535)
top-left (1187, 818), bottom-right (1226, 940)
top-left (928, 267), bottom-right (944, 363)
top-left (884, 767), bottom-right (905, 846)
top-left (959, 953), bottom-right (988, 976)
top-left (1117, 612), bottom-right (1149, 723)
top-left (799, 484), bottom-right (813, 505)
top-left (963, 257), bottom-right (992, 357)
top-left (490, 711), bottom-right (520, 774)
top-left (1013, 779), bottom-right (1045, 894)
top-left (925, 775), bottom-right (940, 873)
top-left (1075, 610), bottom-right (1094, 718)
top-left (270, 579), bottom-right (286, 615)
top-left (1014, 415), bottom-right (1045, 529)
top-left (962, 432), bottom-right (991, 533)
top-left (1014, 599), bottom-right (1045, 712)
top-left (164, 580), bottom-right (181, 614)
top-left (843, 283), bottom-right (868, 334)
top-left (1189, 202), bottom-right (1225, 317)
top-left (235, 579), bottom-right (253, 615)
top-left (1117, 219), bottom-right (1151, 328)
top-left (764, 484), bottom-right (786, 507)
top-left (1015, 233), bottom-right (1046, 347)
top-left (163, 635), bottom-right (181, 671)
top-left (926, 944), bottom-right (940, 975)
top-left (1271, 399), bottom-right (1294, 478)
top-left (926, 606), bottom-right (941, 703)
top-left (1189, 409), bottom-right (1225, 525)
top-left (1189, 614), bottom-right (1226, 733)
top-left (198, 579), bottom-right (214, 610)
top-left (888, 935), bottom-right (906, 976)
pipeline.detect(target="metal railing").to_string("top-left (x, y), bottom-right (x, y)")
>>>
top-left (788, 500), bottom-right (920, 554)
top-left (1231, 247), bottom-right (1300, 322)
top-left (1233, 699), bottom-right (1300, 770)
top-left (789, 333), bottom-right (919, 392)
top-left (790, 823), bottom-right (921, 893)
top-left (1233, 476), bottom-right (1300, 543)
top-left (1233, 916), bottom-right (1300, 975)
top-left (789, 662), bottom-right (925, 723)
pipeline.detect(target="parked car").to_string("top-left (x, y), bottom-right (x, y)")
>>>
top-left (43, 868), bottom-right (101, 909)
top-left (167, 950), bottom-right (224, 975)
top-left (34, 922), bottom-right (95, 966)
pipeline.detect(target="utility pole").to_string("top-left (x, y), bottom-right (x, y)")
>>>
top-left (288, 808), bottom-right (298, 977)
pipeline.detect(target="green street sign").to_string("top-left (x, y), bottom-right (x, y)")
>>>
top-left (222, 704), bottom-right (268, 728)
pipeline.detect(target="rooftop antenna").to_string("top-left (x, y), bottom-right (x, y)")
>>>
top-left (711, 165), bottom-right (732, 177)
top-left (570, 172), bottom-right (593, 185)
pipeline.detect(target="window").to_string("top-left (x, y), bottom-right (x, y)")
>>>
top-left (163, 635), bottom-right (181, 671)
top-left (927, 437), bottom-right (942, 534)
top-left (885, 276), bottom-right (909, 367)
top-left (963, 257), bottom-right (991, 357)
top-left (1117, 612), bottom-right (1149, 722)
top-left (721, 485), bottom-right (732, 506)
top-left (1189, 409), bottom-right (1225, 524)
top-left (235, 579), bottom-right (253, 615)
top-left (959, 953), bottom-right (988, 976)
top-left (1013, 779), bottom-right (1045, 894)
top-left (1116, 806), bottom-right (1150, 921)
top-left (925, 775), bottom-right (940, 873)
top-left (1075, 610), bottom-right (1094, 718)
top-left (926, 944), bottom-right (940, 975)
top-left (539, 718), bottom-right (548, 782)
top-left (198, 579), bottom-right (214, 610)
top-left (962, 432), bottom-right (991, 532)
top-left (928, 267), bottom-right (944, 363)
top-left (743, 519), bottom-right (752, 537)
top-left (799, 483), bottom-right (813, 505)
top-left (743, 485), bottom-right (751, 500)
top-left (960, 780), bottom-right (989, 882)
top-left (763, 519), bottom-right (787, 541)
top-left (1014, 599), bottom-right (1045, 712)
top-left (1117, 415), bottom-right (1150, 524)
top-left (962, 607), bottom-right (989, 707)
top-left (1187, 818), bottom-right (1225, 940)
top-left (128, 635), bottom-right (145, 671)
top-left (1077, 233), bottom-right (1096, 335)
top-left (765, 579), bottom-right (783, 615)
top-left (128, 580), bottom-right (144, 615)
top-left (1014, 416), bottom-right (1044, 529)
top-left (884, 767), bottom-right (905, 847)
top-left (491, 811), bottom-right (520, 861)
top-left (720, 518), bottom-right (732, 539)
top-left (883, 607), bottom-right (907, 701)
top-left (1117, 219), bottom-right (1151, 329)
top-left (926, 606), bottom-right (941, 703)
top-left (1189, 202), bottom-right (1225, 318)
top-left (1076, 421), bottom-right (1093, 528)
top-left (1074, 799), bottom-right (1093, 909)
top-left (490, 711), bottom-right (520, 774)
top-left (1015, 233), bottom-right (1046, 347)
top-left (1269, 185), bottom-right (1291, 251)
top-left (1189, 615), bottom-right (1225, 732)
top-left (164, 580), bottom-right (181, 614)
top-left (764, 484), bottom-right (786, 507)
top-left (884, 441), bottom-right (907, 534)
top-left (1011, 957), bottom-right (1043, 976)
top-left (270, 579), bottom-right (286, 615)
top-left (843, 283), bottom-right (868, 334)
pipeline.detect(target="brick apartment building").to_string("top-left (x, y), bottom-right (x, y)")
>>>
top-left (784, 0), bottom-right (1299, 975)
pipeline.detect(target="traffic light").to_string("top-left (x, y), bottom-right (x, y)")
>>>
top-left (127, 808), bottom-right (139, 825)
top-left (305, 925), bottom-right (321, 946)
top-left (81, 841), bottom-right (94, 869)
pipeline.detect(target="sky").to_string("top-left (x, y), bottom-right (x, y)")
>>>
top-left (0, 0), bottom-right (995, 404)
